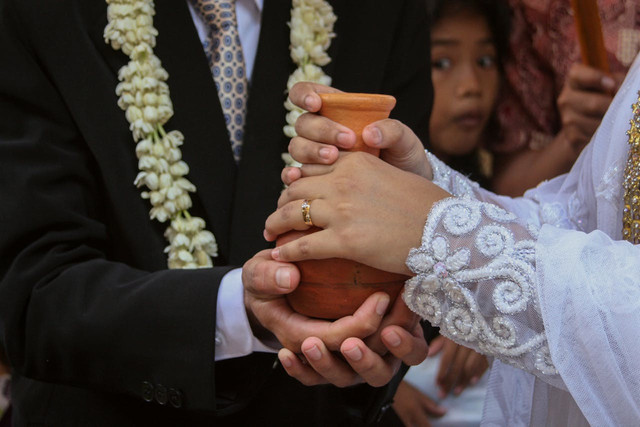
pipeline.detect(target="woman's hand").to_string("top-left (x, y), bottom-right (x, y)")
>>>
top-left (265, 152), bottom-right (450, 275)
top-left (285, 82), bottom-right (432, 179)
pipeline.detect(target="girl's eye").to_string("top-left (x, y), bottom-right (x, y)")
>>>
top-left (432, 57), bottom-right (451, 70)
top-left (477, 55), bottom-right (496, 68)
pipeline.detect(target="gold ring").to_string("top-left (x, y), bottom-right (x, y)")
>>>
top-left (301, 199), bottom-right (313, 226)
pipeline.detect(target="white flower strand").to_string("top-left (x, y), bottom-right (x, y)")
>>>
top-left (283, 0), bottom-right (336, 138)
top-left (104, 0), bottom-right (218, 268)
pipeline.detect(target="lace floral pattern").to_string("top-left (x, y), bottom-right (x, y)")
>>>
top-left (405, 163), bottom-right (559, 377)
top-left (428, 152), bottom-right (479, 197)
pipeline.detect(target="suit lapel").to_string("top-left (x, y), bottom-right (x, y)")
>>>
top-left (152, 0), bottom-right (237, 261)
top-left (228, 0), bottom-right (293, 264)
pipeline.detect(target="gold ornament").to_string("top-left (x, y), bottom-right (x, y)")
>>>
top-left (622, 91), bottom-right (640, 244)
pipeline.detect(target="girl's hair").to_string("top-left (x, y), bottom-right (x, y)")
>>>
top-left (427, 0), bottom-right (511, 70)
top-left (426, 0), bottom-right (511, 187)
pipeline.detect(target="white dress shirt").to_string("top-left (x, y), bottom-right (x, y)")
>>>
top-left (188, 0), bottom-right (278, 361)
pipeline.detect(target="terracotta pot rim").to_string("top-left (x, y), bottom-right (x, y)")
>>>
top-left (319, 92), bottom-right (396, 112)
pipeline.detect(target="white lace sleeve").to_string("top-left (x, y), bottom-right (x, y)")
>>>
top-left (403, 194), bottom-right (565, 388)
top-left (428, 152), bottom-right (480, 198)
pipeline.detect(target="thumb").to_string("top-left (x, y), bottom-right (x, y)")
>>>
top-left (362, 119), bottom-right (430, 178)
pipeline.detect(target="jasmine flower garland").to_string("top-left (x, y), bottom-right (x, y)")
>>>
top-left (104, 0), bottom-right (335, 267)
top-left (104, 0), bottom-right (217, 268)
top-left (283, 0), bottom-right (336, 142)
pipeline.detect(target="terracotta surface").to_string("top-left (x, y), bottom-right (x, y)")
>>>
top-left (281, 92), bottom-right (409, 319)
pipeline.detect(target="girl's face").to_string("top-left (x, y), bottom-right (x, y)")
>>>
top-left (429, 9), bottom-right (500, 161)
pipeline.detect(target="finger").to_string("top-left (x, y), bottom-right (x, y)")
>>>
top-left (561, 108), bottom-right (606, 135)
top-left (275, 173), bottom-right (325, 208)
top-left (427, 335), bottom-right (445, 357)
top-left (302, 337), bottom-right (362, 387)
top-left (281, 166), bottom-right (302, 187)
top-left (289, 81), bottom-right (341, 112)
top-left (392, 382), bottom-right (434, 427)
top-left (367, 294), bottom-right (420, 355)
top-left (299, 162), bottom-right (341, 178)
top-left (325, 292), bottom-right (390, 348)
top-left (242, 249), bottom-right (300, 296)
top-left (272, 292), bottom-right (389, 352)
top-left (447, 347), bottom-right (472, 395)
top-left (436, 339), bottom-right (458, 397)
top-left (560, 115), bottom-right (602, 151)
top-left (264, 198), bottom-right (329, 240)
top-left (340, 337), bottom-right (399, 387)
top-left (278, 347), bottom-right (329, 386)
top-left (294, 114), bottom-right (356, 150)
top-left (380, 322), bottom-right (428, 366)
top-left (567, 62), bottom-right (616, 92)
top-left (452, 353), bottom-right (480, 395)
top-left (362, 119), bottom-right (430, 178)
top-left (288, 136), bottom-right (340, 165)
top-left (419, 393), bottom-right (448, 418)
top-left (271, 227), bottom-right (346, 262)
top-left (567, 91), bottom-right (613, 117)
top-left (464, 353), bottom-right (489, 388)
top-left (560, 126), bottom-right (593, 154)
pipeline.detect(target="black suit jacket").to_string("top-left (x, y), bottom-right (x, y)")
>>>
top-left (0, 0), bottom-right (432, 424)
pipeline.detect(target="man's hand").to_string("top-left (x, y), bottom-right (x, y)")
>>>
top-left (243, 250), bottom-right (429, 387)
top-left (243, 249), bottom-right (390, 352)
top-left (277, 319), bottom-right (428, 388)
top-left (285, 82), bottom-right (432, 179)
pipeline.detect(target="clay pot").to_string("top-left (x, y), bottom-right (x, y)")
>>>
top-left (281, 92), bottom-right (409, 319)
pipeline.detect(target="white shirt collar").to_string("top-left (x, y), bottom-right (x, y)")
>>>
top-left (252, 0), bottom-right (263, 13)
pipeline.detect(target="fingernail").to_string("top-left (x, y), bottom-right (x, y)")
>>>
top-left (336, 131), bottom-right (354, 146)
top-left (319, 147), bottom-right (332, 159)
top-left (279, 354), bottom-right (293, 368)
top-left (304, 95), bottom-right (314, 110)
top-left (304, 345), bottom-right (322, 361)
top-left (376, 295), bottom-right (390, 316)
top-left (383, 330), bottom-right (401, 348)
top-left (470, 376), bottom-right (479, 386)
top-left (343, 345), bottom-right (363, 361)
top-left (365, 126), bottom-right (382, 146)
top-left (271, 248), bottom-right (280, 260)
top-left (454, 386), bottom-right (463, 396)
top-left (438, 389), bottom-right (446, 399)
top-left (602, 76), bottom-right (615, 90)
top-left (275, 267), bottom-right (291, 290)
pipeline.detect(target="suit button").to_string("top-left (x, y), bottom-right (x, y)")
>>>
top-left (169, 388), bottom-right (183, 408)
top-left (141, 381), bottom-right (154, 402)
top-left (155, 384), bottom-right (168, 405)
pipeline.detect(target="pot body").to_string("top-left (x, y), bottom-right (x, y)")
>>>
top-left (281, 93), bottom-right (408, 319)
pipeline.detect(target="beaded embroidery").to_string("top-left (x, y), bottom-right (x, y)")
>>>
top-left (406, 158), bottom-right (559, 377)
top-left (404, 196), bottom-right (557, 377)
top-left (622, 91), bottom-right (640, 244)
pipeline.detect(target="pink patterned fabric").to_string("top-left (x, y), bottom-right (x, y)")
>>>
top-left (493, 0), bottom-right (640, 153)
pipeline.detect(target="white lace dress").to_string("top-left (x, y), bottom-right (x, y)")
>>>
top-left (403, 55), bottom-right (640, 426)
